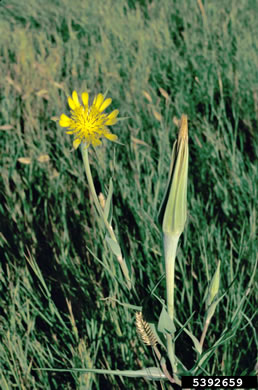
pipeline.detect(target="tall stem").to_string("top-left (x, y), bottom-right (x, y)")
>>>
top-left (81, 145), bottom-right (131, 289)
top-left (164, 233), bottom-right (180, 382)
top-left (81, 146), bottom-right (116, 241)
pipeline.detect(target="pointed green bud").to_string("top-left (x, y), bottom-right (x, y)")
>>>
top-left (158, 114), bottom-right (189, 237)
top-left (206, 260), bottom-right (221, 308)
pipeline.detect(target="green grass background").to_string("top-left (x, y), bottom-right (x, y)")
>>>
top-left (0, 0), bottom-right (257, 388)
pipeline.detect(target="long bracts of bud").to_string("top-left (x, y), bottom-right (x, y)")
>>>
top-left (157, 115), bottom-right (189, 381)
top-left (158, 114), bottom-right (189, 238)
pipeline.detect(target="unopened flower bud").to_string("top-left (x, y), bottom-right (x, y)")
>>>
top-left (158, 114), bottom-right (189, 237)
top-left (206, 260), bottom-right (221, 308)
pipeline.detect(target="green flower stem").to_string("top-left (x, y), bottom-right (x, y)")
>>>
top-left (81, 145), bottom-right (131, 288)
top-left (81, 146), bottom-right (115, 240)
top-left (164, 232), bottom-right (180, 381)
top-left (200, 318), bottom-right (209, 349)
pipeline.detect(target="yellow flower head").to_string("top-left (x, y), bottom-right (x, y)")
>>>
top-left (59, 91), bottom-right (119, 149)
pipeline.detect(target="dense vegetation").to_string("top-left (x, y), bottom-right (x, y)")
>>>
top-left (0, 0), bottom-right (257, 388)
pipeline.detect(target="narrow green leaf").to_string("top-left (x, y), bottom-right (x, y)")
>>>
top-left (193, 325), bottom-right (237, 374)
top-left (101, 297), bottom-right (142, 311)
top-left (205, 292), bottom-right (224, 324)
top-left (0, 371), bottom-right (9, 390)
top-left (105, 236), bottom-right (122, 258)
top-left (149, 323), bottom-right (166, 349)
top-left (158, 305), bottom-right (176, 334)
top-left (205, 300), bottom-right (218, 323)
top-left (175, 318), bottom-right (202, 355)
top-left (34, 367), bottom-right (166, 380)
top-left (104, 178), bottom-right (113, 223)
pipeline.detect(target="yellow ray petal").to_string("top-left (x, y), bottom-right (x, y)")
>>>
top-left (72, 91), bottom-right (80, 107)
top-left (68, 97), bottom-right (76, 110)
top-left (94, 93), bottom-right (104, 109)
top-left (105, 109), bottom-right (119, 125)
top-left (108, 109), bottom-right (119, 119)
top-left (73, 138), bottom-right (81, 149)
top-left (59, 114), bottom-right (71, 127)
top-left (105, 133), bottom-right (117, 141)
top-left (82, 92), bottom-right (89, 108)
top-left (99, 97), bottom-right (112, 112)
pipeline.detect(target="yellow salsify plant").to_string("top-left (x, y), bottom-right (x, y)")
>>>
top-left (58, 95), bottom-right (224, 386)
top-left (59, 90), bottom-right (131, 289)
top-left (158, 114), bottom-right (189, 383)
top-left (59, 95), bottom-right (190, 384)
